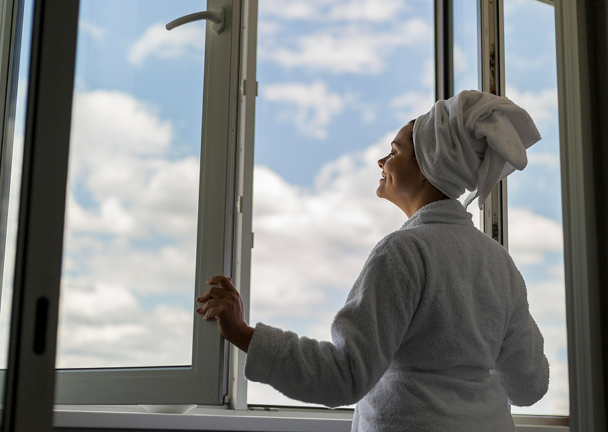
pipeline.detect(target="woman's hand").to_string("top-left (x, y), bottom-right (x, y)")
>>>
top-left (196, 275), bottom-right (254, 353)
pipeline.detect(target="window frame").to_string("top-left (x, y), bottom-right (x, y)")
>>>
top-left (2, 0), bottom-right (79, 429)
top-left (228, 0), bottom-right (577, 429)
top-left (553, 0), bottom-right (607, 429)
top-left (52, 0), bottom-right (243, 405)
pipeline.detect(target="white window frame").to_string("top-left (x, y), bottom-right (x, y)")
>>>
top-left (219, 0), bottom-right (575, 430)
top-left (224, 0), bottom-right (580, 429)
top-left (50, 0), bottom-right (244, 405)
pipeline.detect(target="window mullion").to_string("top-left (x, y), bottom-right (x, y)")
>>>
top-left (478, 0), bottom-right (507, 244)
top-left (435, 0), bottom-right (454, 101)
top-left (230, 0), bottom-right (258, 411)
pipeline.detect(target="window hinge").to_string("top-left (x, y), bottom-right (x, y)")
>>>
top-left (236, 195), bottom-right (243, 213)
top-left (241, 80), bottom-right (258, 97)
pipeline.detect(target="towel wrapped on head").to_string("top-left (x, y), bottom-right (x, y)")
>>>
top-left (413, 90), bottom-right (542, 210)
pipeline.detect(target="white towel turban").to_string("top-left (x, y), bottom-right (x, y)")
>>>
top-left (412, 90), bottom-right (542, 210)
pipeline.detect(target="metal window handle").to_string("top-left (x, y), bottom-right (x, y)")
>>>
top-left (166, 8), bottom-right (225, 34)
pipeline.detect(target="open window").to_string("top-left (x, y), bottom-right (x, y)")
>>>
top-left (47, 0), bottom-right (242, 405)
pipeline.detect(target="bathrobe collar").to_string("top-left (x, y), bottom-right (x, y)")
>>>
top-left (401, 198), bottom-right (474, 230)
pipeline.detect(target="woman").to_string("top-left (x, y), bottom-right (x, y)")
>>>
top-left (196, 90), bottom-right (549, 431)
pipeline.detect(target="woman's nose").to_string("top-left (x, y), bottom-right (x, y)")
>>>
top-left (378, 158), bottom-right (385, 168)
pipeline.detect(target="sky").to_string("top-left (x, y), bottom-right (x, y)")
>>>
top-left (0, 0), bottom-right (567, 417)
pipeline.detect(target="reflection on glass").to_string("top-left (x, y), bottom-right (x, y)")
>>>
top-left (56, 0), bottom-right (207, 368)
top-left (504, 0), bottom-right (568, 416)
top-left (249, 0), bottom-right (434, 406)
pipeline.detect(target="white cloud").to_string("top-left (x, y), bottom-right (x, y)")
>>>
top-left (527, 150), bottom-right (560, 170)
top-left (391, 90), bottom-right (434, 122)
top-left (79, 20), bottom-right (106, 39)
top-left (505, 53), bottom-right (554, 71)
top-left (453, 44), bottom-right (468, 73)
top-left (129, 23), bottom-right (205, 66)
top-left (505, 87), bottom-right (558, 129)
top-left (421, 58), bottom-right (435, 89)
top-left (326, 0), bottom-right (406, 22)
top-left (250, 130), bottom-right (405, 322)
top-left (71, 90), bottom-right (171, 160)
top-left (265, 19), bottom-right (433, 74)
top-left (262, 81), bottom-right (346, 139)
top-left (508, 207), bottom-right (563, 266)
top-left (503, 0), bottom-right (552, 18)
top-left (53, 89), bottom-right (202, 366)
top-left (258, 20), bottom-right (283, 37)
top-left (260, 0), bottom-right (328, 21)
top-left (56, 281), bottom-right (193, 368)
top-left (260, 0), bottom-right (407, 22)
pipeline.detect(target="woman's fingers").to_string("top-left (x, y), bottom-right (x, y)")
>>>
top-left (198, 286), bottom-right (228, 302)
top-left (197, 276), bottom-right (236, 303)
top-left (192, 275), bottom-right (252, 352)
top-left (203, 306), bottom-right (223, 321)
top-left (196, 298), bottom-right (221, 314)
top-left (208, 275), bottom-right (236, 291)
top-left (195, 297), bottom-right (225, 320)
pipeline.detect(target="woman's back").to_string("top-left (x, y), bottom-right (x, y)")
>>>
top-left (352, 198), bottom-right (548, 431)
top-left (389, 201), bottom-right (511, 371)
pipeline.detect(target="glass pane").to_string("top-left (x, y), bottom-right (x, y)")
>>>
top-left (0, 0), bottom-right (34, 393)
top-left (504, 0), bottom-right (568, 416)
top-left (56, 0), bottom-right (206, 369)
top-left (453, 0), bottom-right (479, 93)
top-left (250, 0), bottom-right (434, 406)
top-left (453, 0), bottom-right (481, 227)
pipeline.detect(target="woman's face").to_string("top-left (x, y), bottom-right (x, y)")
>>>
top-left (376, 121), bottom-right (425, 211)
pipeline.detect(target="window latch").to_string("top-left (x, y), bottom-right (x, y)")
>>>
top-left (166, 8), bottom-right (226, 34)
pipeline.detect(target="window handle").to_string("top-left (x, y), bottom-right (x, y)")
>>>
top-left (166, 8), bottom-right (225, 34)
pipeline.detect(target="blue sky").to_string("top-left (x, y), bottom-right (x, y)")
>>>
top-left (0, 0), bottom-right (567, 416)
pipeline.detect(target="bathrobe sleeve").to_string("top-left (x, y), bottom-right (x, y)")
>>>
top-left (493, 259), bottom-right (550, 406)
top-left (244, 240), bottom-right (421, 407)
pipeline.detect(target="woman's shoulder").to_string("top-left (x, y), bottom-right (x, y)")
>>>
top-left (368, 229), bottom-right (424, 265)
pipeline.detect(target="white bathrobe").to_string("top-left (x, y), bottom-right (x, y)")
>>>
top-left (245, 198), bottom-right (549, 431)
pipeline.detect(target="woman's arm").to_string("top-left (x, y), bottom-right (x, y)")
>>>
top-left (493, 261), bottom-right (550, 406)
top-left (198, 243), bottom-right (421, 407)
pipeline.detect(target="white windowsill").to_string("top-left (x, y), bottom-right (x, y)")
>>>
top-left (53, 405), bottom-right (569, 431)
top-left (53, 405), bottom-right (354, 431)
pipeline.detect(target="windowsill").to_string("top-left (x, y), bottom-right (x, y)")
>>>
top-left (53, 405), bottom-right (354, 431)
top-left (53, 405), bottom-right (569, 431)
